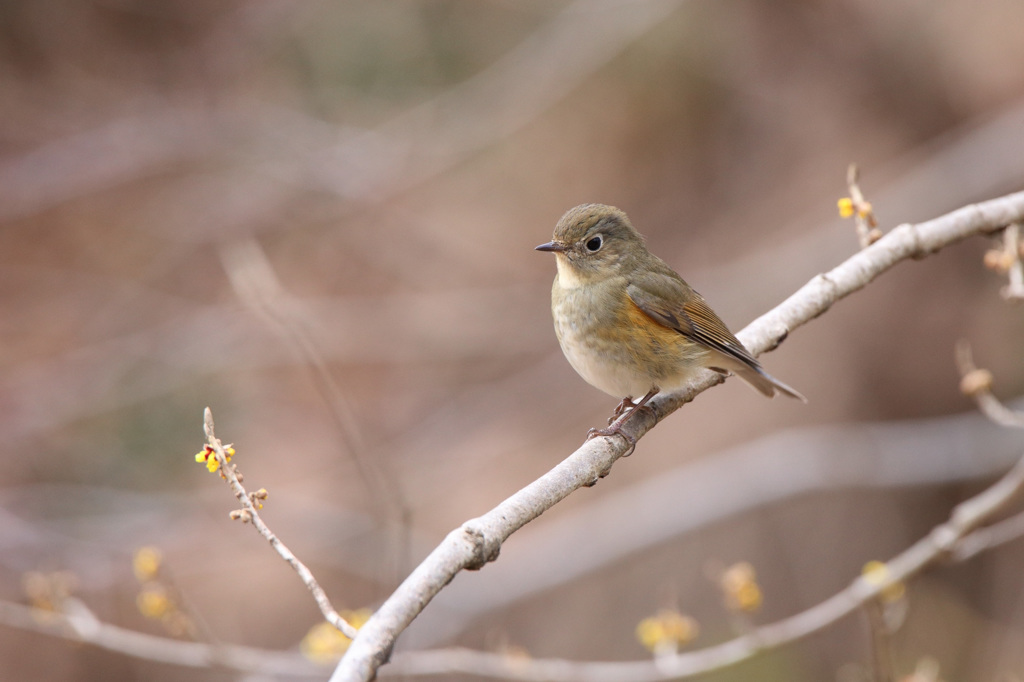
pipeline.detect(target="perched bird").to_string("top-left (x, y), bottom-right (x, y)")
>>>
top-left (536, 204), bottom-right (804, 443)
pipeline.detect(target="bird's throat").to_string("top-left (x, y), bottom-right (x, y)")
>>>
top-left (555, 254), bottom-right (586, 289)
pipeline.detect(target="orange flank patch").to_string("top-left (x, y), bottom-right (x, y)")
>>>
top-left (621, 298), bottom-right (701, 372)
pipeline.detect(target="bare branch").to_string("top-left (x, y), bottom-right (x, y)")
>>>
top-left (3, 441), bottom-right (1021, 682)
top-left (202, 408), bottom-right (359, 640)
top-left (331, 190), bottom-right (1024, 680)
top-left (0, 600), bottom-right (325, 676)
top-left (415, 404), bottom-right (1021, 648)
top-left (953, 508), bottom-right (1024, 561)
top-left (375, 447), bottom-right (1024, 681)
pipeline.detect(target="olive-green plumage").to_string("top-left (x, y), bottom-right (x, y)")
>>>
top-left (536, 204), bottom-right (805, 402)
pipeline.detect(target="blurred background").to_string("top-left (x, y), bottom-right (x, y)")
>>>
top-left (2, 0), bottom-right (1024, 680)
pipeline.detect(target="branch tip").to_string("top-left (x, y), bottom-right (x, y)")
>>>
top-left (846, 162), bottom-right (859, 186)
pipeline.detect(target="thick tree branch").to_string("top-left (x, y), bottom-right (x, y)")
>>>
top-left (332, 190), bottom-right (1024, 681)
top-left (375, 444), bottom-right (1024, 682)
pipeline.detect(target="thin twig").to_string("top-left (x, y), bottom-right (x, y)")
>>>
top-left (955, 340), bottom-right (1024, 428)
top-left (203, 408), bottom-right (359, 640)
top-left (953, 508), bottom-right (1024, 561)
top-left (863, 601), bottom-right (894, 682)
top-left (846, 163), bottom-right (882, 248)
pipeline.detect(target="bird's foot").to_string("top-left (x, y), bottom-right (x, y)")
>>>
top-left (608, 396), bottom-right (638, 423)
top-left (587, 422), bottom-right (637, 457)
top-left (587, 388), bottom-right (660, 457)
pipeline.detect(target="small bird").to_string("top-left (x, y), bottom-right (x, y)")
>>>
top-left (536, 204), bottom-right (804, 444)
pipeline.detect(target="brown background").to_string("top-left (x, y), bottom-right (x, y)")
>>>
top-left (2, 1), bottom-right (1024, 680)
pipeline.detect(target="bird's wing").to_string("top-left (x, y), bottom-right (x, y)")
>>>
top-left (626, 275), bottom-right (759, 370)
top-left (628, 272), bottom-right (806, 401)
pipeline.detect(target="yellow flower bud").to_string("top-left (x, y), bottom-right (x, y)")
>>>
top-left (635, 609), bottom-right (698, 652)
top-left (721, 562), bottom-right (762, 612)
top-left (137, 584), bottom-right (171, 619)
top-left (301, 622), bottom-right (352, 663)
top-left (837, 197), bottom-right (855, 218)
top-left (132, 547), bottom-right (162, 582)
top-left (862, 560), bottom-right (905, 602)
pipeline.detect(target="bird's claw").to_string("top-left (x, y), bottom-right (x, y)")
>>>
top-left (586, 423), bottom-right (637, 457)
top-left (609, 396), bottom-right (638, 422)
top-left (587, 389), bottom-right (659, 458)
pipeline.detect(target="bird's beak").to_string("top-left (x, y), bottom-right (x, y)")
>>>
top-left (535, 241), bottom-right (567, 253)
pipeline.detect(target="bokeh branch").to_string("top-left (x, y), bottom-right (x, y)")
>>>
top-left (332, 190), bottom-right (1024, 680)
top-left (955, 340), bottom-right (1024, 429)
top-left (219, 239), bottom-right (412, 576)
top-left (0, 599), bottom-right (325, 677)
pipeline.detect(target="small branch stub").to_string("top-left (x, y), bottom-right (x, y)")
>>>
top-left (959, 368), bottom-right (993, 397)
top-left (954, 342), bottom-right (1024, 428)
top-left (982, 222), bottom-right (1024, 301)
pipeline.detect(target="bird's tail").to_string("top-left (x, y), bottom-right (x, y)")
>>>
top-left (734, 364), bottom-right (807, 402)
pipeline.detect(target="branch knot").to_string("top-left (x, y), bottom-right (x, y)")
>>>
top-left (890, 222), bottom-right (926, 259)
top-left (461, 521), bottom-right (501, 570)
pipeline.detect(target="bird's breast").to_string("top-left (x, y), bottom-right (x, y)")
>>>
top-left (550, 277), bottom-right (704, 397)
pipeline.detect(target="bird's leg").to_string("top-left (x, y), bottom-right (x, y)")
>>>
top-left (630, 387), bottom-right (659, 416)
top-left (612, 388), bottom-right (658, 422)
top-left (608, 396), bottom-right (637, 424)
top-left (587, 388), bottom-right (659, 457)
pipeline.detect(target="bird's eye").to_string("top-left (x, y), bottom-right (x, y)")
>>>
top-left (585, 235), bottom-right (603, 252)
